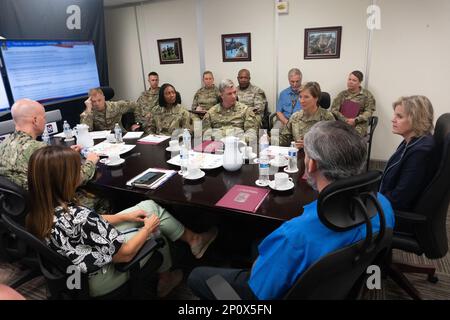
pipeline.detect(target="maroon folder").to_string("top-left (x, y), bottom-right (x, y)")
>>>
top-left (215, 185), bottom-right (270, 213)
top-left (193, 140), bottom-right (224, 153)
top-left (340, 100), bottom-right (361, 118)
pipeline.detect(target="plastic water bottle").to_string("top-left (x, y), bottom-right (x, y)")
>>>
top-left (41, 127), bottom-right (51, 145)
top-left (288, 141), bottom-right (298, 172)
top-left (63, 120), bottom-right (73, 140)
top-left (80, 147), bottom-right (89, 158)
top-left (179, 144), bottom-right (189, 175)
top-left (182, 128), bottom-right (191, 150)
top-left (259, 129), bottom-right (269, 157)
top-left (258, 152), bottom-right (270, 185)
top-left (114, 123), bottom-right (123, 143)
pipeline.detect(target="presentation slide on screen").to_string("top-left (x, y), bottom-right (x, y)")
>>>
top-left (0, 40), bottom-right (100, 104)
top-left (0, 75), bottom-right (9, 112)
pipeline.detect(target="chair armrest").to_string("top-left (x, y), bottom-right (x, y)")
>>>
top-left (115, 237), bottom-right (165, 273)
top-left (205, 274), bottom-right (242, 300)
top-left (394, 210), bottom-right (427, 223)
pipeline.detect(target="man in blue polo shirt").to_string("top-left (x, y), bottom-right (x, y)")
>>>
top-left (273, 68), bottom-right (303, 129)
top-left (188, 121), bottom-right (395, 300)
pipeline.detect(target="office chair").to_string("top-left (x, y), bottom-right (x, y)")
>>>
top-left (0, 177), bottom-right (41, 287)
top-left (268, 92), bottom-right (331, 130)
top-left (386, 113), bottom-right (450, 300)
top-left (205, 171), bottom-right (393, 300)
top-left (0, 119), bottom-right (15, 136)
top-left (0, 110), bottom-right (63, 137)
top-left (99, 86), bottom-right (115, 101)
top-left (366, 116), bottom-right (378, 171)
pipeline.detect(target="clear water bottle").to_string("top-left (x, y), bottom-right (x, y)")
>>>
top-left (63, 120), bottom-right (73, 140)
top-left (41, 127), bottom-right (51, 145)
top-left (288, 141), bottom-right (298, 172)
top-left (114, 123), bottom-right (123, 143)
top-left (258, 152), bottom-right (270, 185)
top-left (259, 129), bottom-right (269, 157)
top-left (182, 128), bottom-right (191, 150)
top-left (179, 144), bottom-right (189, 175)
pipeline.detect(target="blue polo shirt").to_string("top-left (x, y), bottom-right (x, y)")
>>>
top-left (276, 87), bottom-right (302, 119)
top-left (248, 193), bottom-right (395, 300)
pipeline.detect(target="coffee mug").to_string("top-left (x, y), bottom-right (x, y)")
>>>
top-left (108, 152), bottom-right (121, 164)
top-left (187, 160), bottom-right (201, 177)
top-left (169, 140), bottom-right (179, 150)
top-left (107, 133), bottom-right (116, 143)
top-left (274, 172), bottom-right (293, 189)
top-left (242, 146), bottom-right (252, 159)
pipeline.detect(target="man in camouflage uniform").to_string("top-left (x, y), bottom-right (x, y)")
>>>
top-left (148, 83), bottom-right (191, 137)
top-left (0, 99), bottom-right (104, 210)
top-left (203, 79), bottom-right (257, 144)
top-left (236, 69), bottom-right (267, 128)
top-left (80, 87), bottom-right (139, 132)
top-left (192, 71), bottom-right (220, 111)
top-left (330, 71), bottom-right (376, 136)
top-left (135, 71), bottom-right (160, 131)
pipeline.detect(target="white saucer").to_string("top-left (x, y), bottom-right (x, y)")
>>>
top-left (269, 180), bottom-right (294, 191)
top-left (255, 179), bottom-right (270, 187)
top-left (270, 158), bottom-right (289, 167)
top-left (243, 152), bottom-right (257, 160)
top-left (284, 167), bottom-right (299, 173)
top-left (183, 170), bottom-right (205, 180)
top-left (166, 146), bottom-right (180, 152)
top-left (105, 158), bottom-right (125, 166)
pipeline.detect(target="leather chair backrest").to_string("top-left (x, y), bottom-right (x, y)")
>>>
top-left (413, 113), bottom-right (450, 258)
top-left (319, 92), bottom-right (331, 109)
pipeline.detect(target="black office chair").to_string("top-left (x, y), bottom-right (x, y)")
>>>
top-left (366, 116), bottom-right (378, 171)
top-left (99, 86), bottom-right (115, 101)
top-left (386, 113), bottom-right (450, 300)
top-left (0, 177), bottom-right (42, 287)
top-left (205, 171), bottom-right (393, 300)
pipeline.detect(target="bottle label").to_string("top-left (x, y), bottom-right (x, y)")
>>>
top-left (259, 163), bottom-right (269, 169)
top-left (288, 151), bottom-right (297, 157)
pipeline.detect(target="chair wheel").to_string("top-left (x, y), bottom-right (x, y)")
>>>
top-left (427, 274), bottom-right (439, 283)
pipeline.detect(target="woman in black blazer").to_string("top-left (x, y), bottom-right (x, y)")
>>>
top-left (380, 95), bottom-right (435, 213)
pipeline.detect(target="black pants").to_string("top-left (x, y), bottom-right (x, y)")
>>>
top-left (187, 267), bottom-right (257, 300)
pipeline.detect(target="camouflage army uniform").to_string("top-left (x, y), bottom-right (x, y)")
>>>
top-left (136, 87), bottom-right (160, 132)
top-left (192, 86), bottom-right (220, 111)
top-left (80, 100), bottom-right (139, 132)
top-left (202, 101), bottom-right (257, 143)
top-left (149, 104), bottom-right (191, 136)
top-left (0, 131), bottom-right (95, 190)
top-left (279, 107), bottom-right (335, 146)
top-left (237, 84), bottom-right (267, 127)
top-left (330, 88), bottom-right (376, 136)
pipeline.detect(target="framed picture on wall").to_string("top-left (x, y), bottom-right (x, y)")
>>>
top-left (304, 26), bottom-right (342, 59)
top-left (157, 38), bottom-right (183, 64)
top-left (221, 33), bottom-right (251, 62)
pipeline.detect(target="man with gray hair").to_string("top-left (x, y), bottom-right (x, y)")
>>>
top-left (187, 121), bottom-right (395, 300)
top-left (274, 68), bottom-right (303, 129)
top-left (202, 79), bottom-right (257, 143)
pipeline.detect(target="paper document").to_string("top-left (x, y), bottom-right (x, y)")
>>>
top-left (88, 141), bottom-right (135, 156)
top-left (123, 131), bottom-right (144, 139)
top-left (138, 134), bottom-right (171, 145)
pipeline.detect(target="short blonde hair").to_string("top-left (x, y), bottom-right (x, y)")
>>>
top-left (88, 87), bottom-right (104, 97)
top-left (392, 95), bottom-right (434, 136)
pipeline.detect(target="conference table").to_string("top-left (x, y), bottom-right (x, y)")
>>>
top-left (87, 137), bottom-right (318, 224)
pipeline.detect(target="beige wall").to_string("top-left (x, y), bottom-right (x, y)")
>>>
top-left (104, 0), bottom-right (450, 160)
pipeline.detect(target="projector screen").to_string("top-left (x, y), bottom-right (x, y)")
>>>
top-left (0, 74), bottom-right (9, 112)
top-left (0, 40), bottom-right (100, 105)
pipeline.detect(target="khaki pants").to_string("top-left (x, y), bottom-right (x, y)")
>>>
top-left (88, 200), bottom-right (185, 297)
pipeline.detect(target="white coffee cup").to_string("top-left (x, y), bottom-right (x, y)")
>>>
top-left (242, 146), bottom-right (252, 159)
top-left (107, 133), bottom-right (116, 143)
top-left (187, 160), bottom-right (201, 177)
top-left (108, 152), bottom-right (121, 164)
top-left (274, 172), bottom-right (293, 189)
top-left (169, 140), bottom-right (179, 150)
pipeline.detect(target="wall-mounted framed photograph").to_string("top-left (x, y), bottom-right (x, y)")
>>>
top-left (304, 26), bottom-right (342, 59)
top-left (221, 33), bottom-right (251, 62)
top-left (157, 38), bottom-right (183, 64)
